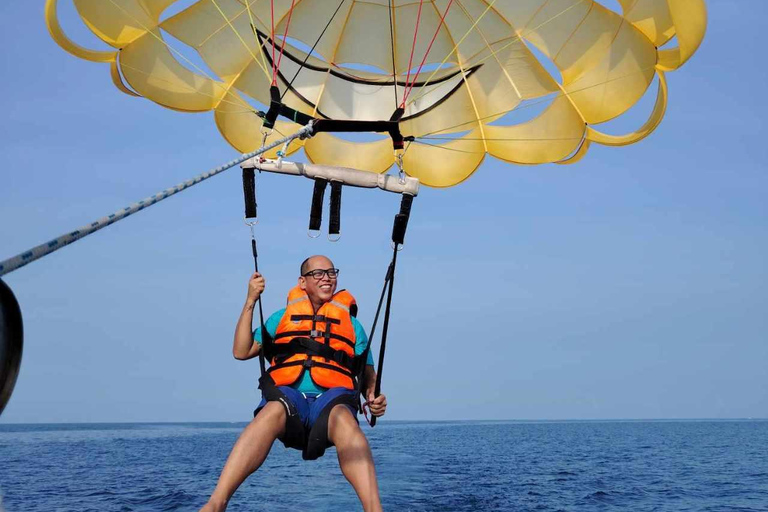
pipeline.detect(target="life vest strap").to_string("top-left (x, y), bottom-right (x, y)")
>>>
top-left (268, 357), bottom-right (355, 378)
top-left (270, 337), bottom-right (357, 370)
top-left (289, 314), bottom-right (341, 325)
top-left (273, 330), bottom-right (355, 349)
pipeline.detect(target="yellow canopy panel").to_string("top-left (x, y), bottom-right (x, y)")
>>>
top-left (46, 0), bottom-right (707, 188)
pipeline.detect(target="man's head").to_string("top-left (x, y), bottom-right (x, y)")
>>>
top-left (299, 255), bottom-right (339, 309)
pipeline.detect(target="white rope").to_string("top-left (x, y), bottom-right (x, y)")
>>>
top-left (0, 124), bottom-right (314, 277)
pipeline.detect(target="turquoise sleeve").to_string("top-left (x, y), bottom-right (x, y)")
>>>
top-left (253, 308), bottom-right (286, 346)
top-left (352, 317), bottom-right (375, 366)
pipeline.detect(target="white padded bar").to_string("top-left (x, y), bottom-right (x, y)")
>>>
top-left (242, 159), bottom-right (420, 197)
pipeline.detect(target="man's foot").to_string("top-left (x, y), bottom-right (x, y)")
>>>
top-left (199, 498), bottom-right (227, 512)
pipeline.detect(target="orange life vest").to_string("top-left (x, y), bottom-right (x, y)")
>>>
top-left (265, 285), bottom-right (359, 390)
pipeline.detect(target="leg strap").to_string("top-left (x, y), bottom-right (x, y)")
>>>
top-left (303, 392), bottom-right (358, 461)
top-left (257, 375), bottom-right (306, 450)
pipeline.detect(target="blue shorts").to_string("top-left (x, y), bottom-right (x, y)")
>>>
top-left (255, 386), bottom-right (359, 431)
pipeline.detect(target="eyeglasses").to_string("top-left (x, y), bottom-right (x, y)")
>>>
top-left (302, 268), bottom-right (340, 280)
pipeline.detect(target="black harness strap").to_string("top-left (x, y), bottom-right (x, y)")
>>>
top-left (363, 193), bottom-right (415, 427)
top-left (312, 118), bottom-right (404, 150)
top-left (355, 258), bottom-right (392, 400)
top-left (370, 246), bottom-right (397, 427)
top-left (273, 330), bottom-right (355, 351)
top-left (268, 337), bottom-right (357, 369)
top-left (303, 391), bottom-right (358, 461)
top-left (241, 170), bottom-right (270, 376)
top-left (309, 178), bottom-right (328, 233)
top-left (329, 181), bottom-right (342, 238)
top-left (392, 194), bottom-right (414, 246)
top-left (255, 374), bottom-right (305, 449)
top-left (268, 357), bottom-right (355, 377)
top-left (289, 314), bottom-right (341, 325)
top-left (242, 168), bottom-right (257, 220)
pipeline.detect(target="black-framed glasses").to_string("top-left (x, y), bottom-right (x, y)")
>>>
top-left (303, 268), bottom-right (340, 280)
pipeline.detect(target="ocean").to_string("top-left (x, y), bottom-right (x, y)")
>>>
top-left (1, 420), bottom-right (766, 511)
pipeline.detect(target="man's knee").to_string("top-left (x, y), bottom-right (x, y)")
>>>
top-left (328, 404), bottom-right (364, 446)
top-left (256, 400), bottom-right (288, 437)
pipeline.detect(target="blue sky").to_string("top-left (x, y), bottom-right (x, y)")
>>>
top-left (1, 1), bottom-right (766, 423)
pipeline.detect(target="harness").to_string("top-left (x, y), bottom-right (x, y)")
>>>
top-left (241, 164), bottom-right (414, 457)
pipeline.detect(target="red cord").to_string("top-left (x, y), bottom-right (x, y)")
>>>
top-left (401, 0), bottom-right (426, 108)
top-left (270, 0), bottom-right (277, 84)
top-left (274, 0), bottom-right (298, 84)
top-left (401, 0), bottom-right (455, 105)
top-left (362, 400), bottom-right (373, 427)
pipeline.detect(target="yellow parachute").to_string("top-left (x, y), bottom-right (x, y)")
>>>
top-left (46, 0), bottom-right (707, 187)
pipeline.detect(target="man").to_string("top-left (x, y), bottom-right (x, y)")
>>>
top-left (200, 255), bottom-right (387, 512)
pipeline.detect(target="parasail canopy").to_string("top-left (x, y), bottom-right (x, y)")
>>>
top-left (47, 0), bottom-right (707, 187)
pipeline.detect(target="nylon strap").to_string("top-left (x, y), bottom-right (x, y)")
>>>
top-left (243, 168), bottom-right (257, 219)
top-left (364, 192), bottom-right (415, 426)
top-left (243, 165), bottom-right (270, 376)
top-left (309, 179), bottom-right (328, 232)
top-left (329, 182), bottom-right (342, 237)
top-left (370, 246), bottom-right (397, 428)
top-left (268, 337), bottom-right (356, 370)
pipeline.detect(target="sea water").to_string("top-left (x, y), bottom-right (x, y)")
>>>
top-left (1, 420), bottom-right (766, 511)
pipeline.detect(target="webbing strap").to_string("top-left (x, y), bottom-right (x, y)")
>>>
top-left (329, 182), bottom-right (342, 238)
top-left (309, 179), bottom-right (328, 232)
top-left (273, 330), bottom-right (354, 349)
top-left (356, 255), bottom-right (394, 418)
top-left (243, 169), bottom-right (270, 376)
top-left (360, 193), bottom-right (415, 426)
top-left (243, 168), bottom-right (257, 220)
top-left (370, 246), bottom-right (397, 428)
top-left (269, 337), bottom-right (356, 370)
top-left (268, 357), bottom-right (354, 377)
top-left (392, 194), bottom-right (414, 246)
top-left (289, 314), bottom-right (340, 325)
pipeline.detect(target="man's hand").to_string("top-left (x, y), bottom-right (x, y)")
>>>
top-left (246, 272), bottom-right (266, 304)
top-left (366, 390), bottom-right (387, 417)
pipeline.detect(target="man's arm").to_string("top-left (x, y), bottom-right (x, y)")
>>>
top-left (363, 365), bottom-right (377, 397)
top-left (233, 272), bottom-right (265, 361)
top-left (363, 365), bottom-right (387, 417)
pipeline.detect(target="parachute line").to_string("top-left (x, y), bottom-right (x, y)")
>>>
top-left (103, 0), bottom-right (253, 112)
top-left (270, 0), bottom-right (276, 81)
top-left (405, 0), bottom-right (500, 108)
top-left (419, 65), bottom-right (657, 138)
top-left (273, 0), bottom-right (298, 85)
top-left (245, 0), bottom-right (271, 77)
top-left (388, 0), bottom-right (398, 108)
top-left (209, 0), bottom-right (270, 79)
top-left (401, 0), bottom-right (456, 106)
top-left (411, 139), bottom-right (481, 155)
top-left (117, 62), bottom-right (253, 113)
top-left (402, 0), bottom-right (426, 106)
top-left (453, 0), bottom-right (524, 100)
top-left (407, 0), bottom-right (590, 109)
top-left (420, 136), bottom-right (584, 142)
top-left (281, 0), bottom-right (348, 101)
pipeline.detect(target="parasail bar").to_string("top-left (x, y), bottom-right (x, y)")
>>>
top-left (242, 159), bottom-right (420, 197)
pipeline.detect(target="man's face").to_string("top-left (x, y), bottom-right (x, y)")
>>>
top-left (299, 256), bottom-right (338, 306)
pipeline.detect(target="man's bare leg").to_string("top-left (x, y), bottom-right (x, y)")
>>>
top-left (200, 402), bottom-right (287, 512)
top-left (328, 405), bottom-right (382, 512)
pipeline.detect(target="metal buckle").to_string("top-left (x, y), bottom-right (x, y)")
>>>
top-left (310, 330), bottom-right (321, 338)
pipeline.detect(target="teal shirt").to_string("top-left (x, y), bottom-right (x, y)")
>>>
top-left (254, 308), bottom-right (374, 395)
